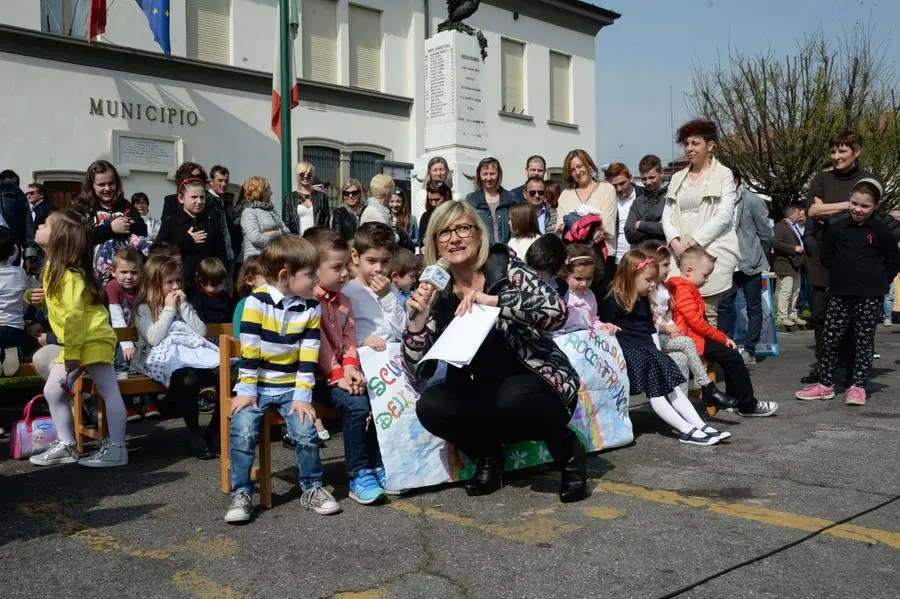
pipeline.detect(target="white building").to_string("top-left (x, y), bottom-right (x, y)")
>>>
top-left (0, 0), bottom-right (618, 216)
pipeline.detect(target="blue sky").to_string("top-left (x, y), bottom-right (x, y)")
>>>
top-left (592, 0), bottom-right (900, 170)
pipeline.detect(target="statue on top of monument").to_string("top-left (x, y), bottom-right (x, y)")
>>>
top-left (438, 0), bottom-right (488, 60)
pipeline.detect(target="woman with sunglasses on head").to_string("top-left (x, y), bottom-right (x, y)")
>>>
top-left (403, 200), bottom-right (586, 503)
top-left (282, 162), bottom-right (331, 236)
top-left (331, 179), bottom-right (366, 242)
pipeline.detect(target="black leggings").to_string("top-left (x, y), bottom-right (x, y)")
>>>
top-left (702, 339), bottom-right (755, 410)
top-left (169, 367), bottom-right (219, 436)
top-left (415, 372), bottom-right (571, 459)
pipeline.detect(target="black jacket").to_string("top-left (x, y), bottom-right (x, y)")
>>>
top-left (191, 290), bottom-right (234, 324)
top-left (821, 213), bottom-right (900, 298)
top-left (0, 182), bottom-right (30, 250)
top-left (330, 206), bottom-right (362, 241)
top-left (163, 191), bottom-right (231, 259)
top-left (26, 200), bottom-right (52, 252)
top-left (624, 185), bottom-right (667, 247)
top-left (77, 199), bottom-right (148, 245)
top-left (282, 190), bottom-right (331, 234)
top-left (157, 207), bottom-right (227, 298)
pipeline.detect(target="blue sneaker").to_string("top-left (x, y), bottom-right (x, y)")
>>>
top-left (349, 469), bottom-right (386, 505)
top-left (374, 467), bottom-right (407, 496)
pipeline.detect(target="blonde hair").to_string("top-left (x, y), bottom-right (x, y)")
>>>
top-left (261, 234), bottom-right (319, 280)
top-left (609, 250), bottom-right (658, 312)
top-left (137, 256), bottom-right (181, 320)
top-left (239, 176), bottom-right (273, 205)
top-left (423, 200), bottom-right (489, 270)
top-left (341, 179), bottom-right (365, 206)
top-left (369, 174), bottom-right (395, 202)
top-left (296, 161), bottom-right (315, 177)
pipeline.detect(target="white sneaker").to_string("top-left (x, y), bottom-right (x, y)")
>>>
top-left (2, 347), bottom-right (19, 376)
top-left (30, 440), bottom-right (78, 466)
top-left (77, 440), bottom-right (128, 468)
top-left (300, 487), bottom-right (342, 515)
top-left (224, 492), bottom-right (253, 524)
top-left (317, 428), bottom-right (331, 441)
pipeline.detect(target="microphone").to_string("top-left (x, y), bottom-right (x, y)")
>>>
top-left (409, 257), bottom-right (452, 320)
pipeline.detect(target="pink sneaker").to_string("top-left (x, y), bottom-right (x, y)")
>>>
top-left (795, 383), bottom-right (835, 401)
top-left (844, 386), bottom-right (867, 406)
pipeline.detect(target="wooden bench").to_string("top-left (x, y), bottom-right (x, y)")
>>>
top-left (687, 359), bottom-right (720, 416)
top-left (217, 334), bottom-right (340, 508)
top-left (72, 324), bottom-right (232, 452)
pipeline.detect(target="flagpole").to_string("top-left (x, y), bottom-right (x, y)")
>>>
top-left (279, 0), bottom-right (293, 200)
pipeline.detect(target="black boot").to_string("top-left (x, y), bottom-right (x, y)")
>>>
top-left (464, 453), bottom-right (503, 496)
top-left (701, 382), bottom-right (738, 410)
top-left (551, 433), bottom-right (587, 503)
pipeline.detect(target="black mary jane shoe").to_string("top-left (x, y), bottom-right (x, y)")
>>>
top-left (464, 454), bottom-right (504, 496)
top-left (701, 382), bottom-right (738, 410)
top-left (557, 434), bottom-right (588, 503)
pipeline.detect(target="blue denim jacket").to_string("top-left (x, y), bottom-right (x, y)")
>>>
top-left (465, 188), bottom-right (520, 244)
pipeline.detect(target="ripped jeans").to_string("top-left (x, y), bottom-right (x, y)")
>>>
top-left (229, 391), bottom-right (322, 496)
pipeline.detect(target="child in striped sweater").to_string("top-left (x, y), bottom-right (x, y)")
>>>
top-left (226, 235), bottom-right (340, 523)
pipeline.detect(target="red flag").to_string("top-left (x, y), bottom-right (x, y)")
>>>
top-left (88, 0), bottom-right (107, 43)
top-left (271, 0), bottom-right (300, 141)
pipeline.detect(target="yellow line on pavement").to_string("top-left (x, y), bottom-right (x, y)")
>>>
top-left (390, 500), bottom-right (581, 544)
top-left (172, 571), bottom-right (246, 599)
top-left (597, 481), bottom-right (900, 549)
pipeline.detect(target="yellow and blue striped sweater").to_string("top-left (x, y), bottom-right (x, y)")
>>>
top-left (234, 284), bottom-right (321, 403)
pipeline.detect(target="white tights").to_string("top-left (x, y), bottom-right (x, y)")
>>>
top-left (44, 363), bottom-right (126, 445)
top-left (648, 386), bottom-right (709, 437)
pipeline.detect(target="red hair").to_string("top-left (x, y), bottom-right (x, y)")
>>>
top-left (605, 162), bottom-right (632, 180)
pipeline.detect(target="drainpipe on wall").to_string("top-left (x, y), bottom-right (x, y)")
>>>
top-left (424, 0), bottom-right (431, 38)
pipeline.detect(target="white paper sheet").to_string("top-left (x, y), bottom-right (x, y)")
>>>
top-left (420, 305), bottom-right (500, 367)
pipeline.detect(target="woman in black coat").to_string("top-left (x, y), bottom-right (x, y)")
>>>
top-left (282, 162), bottom-right (331, 235)
top-left (330, 179), bottom-right (366, 241)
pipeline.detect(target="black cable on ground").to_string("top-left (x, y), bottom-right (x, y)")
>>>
top-left (657, 492), bottom-right (900, 598)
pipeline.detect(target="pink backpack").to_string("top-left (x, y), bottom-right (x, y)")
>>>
top-left (10, 395), bottom-right (59, 460)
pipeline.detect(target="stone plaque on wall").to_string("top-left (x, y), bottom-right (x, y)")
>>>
top-left (423, 31), bottom-right (486, 152)
top-left (112, 131), bottom-right (183, 175)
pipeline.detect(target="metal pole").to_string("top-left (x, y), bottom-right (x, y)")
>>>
top-left (669, 84), bottom-right (675, 163)
top-left (280, 0), bottom-right (293, 200)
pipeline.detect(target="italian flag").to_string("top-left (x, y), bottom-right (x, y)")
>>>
top-left (271, 0), bottom-right (300, 141)
top-left (88, 0), bottom-right (107, 42)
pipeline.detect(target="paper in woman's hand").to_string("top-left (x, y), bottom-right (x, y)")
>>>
top-left (420, 305), bottom-right (500, 367)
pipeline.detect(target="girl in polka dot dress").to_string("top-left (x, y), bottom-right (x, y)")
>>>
top-left (598, 249), bottom-right (730, 446)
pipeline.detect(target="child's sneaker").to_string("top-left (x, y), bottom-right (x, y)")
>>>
top-left (737, 400), bottom-right (779, 417)
top-left (1, 347), bottom-right (20, 376)
top-left (700, 425), bottom-right (732, 440)
top-left (300, 487), bottom-right (342, 515)
top-left (317, 427), bottom-right (331, 441)
top-left (349, 469), bottom-right (387, 505)
top-left (795, 383), bottom-right (835, 401)
top-left (374, 467), bottom-right (407, 496)
top-left (77, 440), bottom-right (128, 468)
top-left (125, 406), bottom-right (141, 422)
top-left (198, 387), bottom-right (217, 413)
top-left (224, 492), bottom-right (253, 524)
top-left (142, 402), bottom-right (161, 418)
top-left (29, 440), bottom-right (78, 466)
top-left (844, 386), bottom-right (867, 406)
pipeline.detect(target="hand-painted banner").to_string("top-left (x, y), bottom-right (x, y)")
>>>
top-left (360, 328), bottom-right (632, 492)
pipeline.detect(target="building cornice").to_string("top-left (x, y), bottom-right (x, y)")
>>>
top-left (0, 24), bottom-right (413, 118)
top-left (484, 0), bottom-right (620, 36)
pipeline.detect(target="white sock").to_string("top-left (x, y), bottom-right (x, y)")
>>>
top-left (669, 387), bottom-right (708, 429)
top-left (648, 395), bottom-right (696, 435)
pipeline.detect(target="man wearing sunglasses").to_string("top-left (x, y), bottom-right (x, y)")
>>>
top-left (523, 176), bottom-right (552, 235)
top-left (511, 155), bottom-right (547, 203)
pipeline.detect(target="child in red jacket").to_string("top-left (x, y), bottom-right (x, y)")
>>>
top-left (668, 247), bottom-right (778, 418)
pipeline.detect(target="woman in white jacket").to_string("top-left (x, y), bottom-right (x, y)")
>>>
top-left (238, 176), bottom-right (290, 261)
top-left (663, 119), bottom-right (740, 325)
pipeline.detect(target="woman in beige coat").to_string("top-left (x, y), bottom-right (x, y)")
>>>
top-left (663, 120), bottom-right (739, 325)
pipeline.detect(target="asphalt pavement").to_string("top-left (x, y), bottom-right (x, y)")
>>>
top-left (1, 327), bottom-right (898, 598)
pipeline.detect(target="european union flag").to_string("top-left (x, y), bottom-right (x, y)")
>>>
top-left (134, 0), bottom-right (170, 55)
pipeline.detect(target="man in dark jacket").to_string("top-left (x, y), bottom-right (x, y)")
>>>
top-left (624, 154), bottom-right (668, 247)
top-left (0, 169), bottom-right (30, 254)
top-left (510, 155), bottom-right (546, 203)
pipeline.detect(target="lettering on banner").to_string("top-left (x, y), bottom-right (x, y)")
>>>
top-left (563, 328), bottom-right (629, 415)
top-left (369, 353), bottom-right (417, 431)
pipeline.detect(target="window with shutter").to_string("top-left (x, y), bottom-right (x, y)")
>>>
top-left (349, 5), bottom-right (382, 91)
top-left (302, 0), bottom-right (339, 84)
top-left (549, 51), bottom-right (572, 123)
top-left (186, 0), bottom-right (231, 64)
top-left (501, 38), bottom-right (526, 113)
top-left (303, 146), bottom-right (342, 206)
top-left (350, 151), bottom-right (385, 190)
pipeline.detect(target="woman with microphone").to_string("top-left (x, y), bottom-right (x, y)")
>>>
top-left (403, 201), bottom-right (587, 502)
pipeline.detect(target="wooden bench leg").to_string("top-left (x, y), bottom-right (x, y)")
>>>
top-left (259, 415), bottom-right (273, 509)
top-left (72, 377), bottom-right (85, 454)
top-left (97, 396), bottom-right (108, 439)
top-left (705, 364), bottom-right (718, 416)
top-left (219, 367), bottom-right (232, 495)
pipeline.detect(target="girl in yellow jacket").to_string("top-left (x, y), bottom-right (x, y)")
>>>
top-left (29, 210), bottom-right (128, 468)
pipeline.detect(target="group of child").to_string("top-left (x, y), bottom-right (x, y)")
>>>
top-left (524, 233), bottom-right (778, 447)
